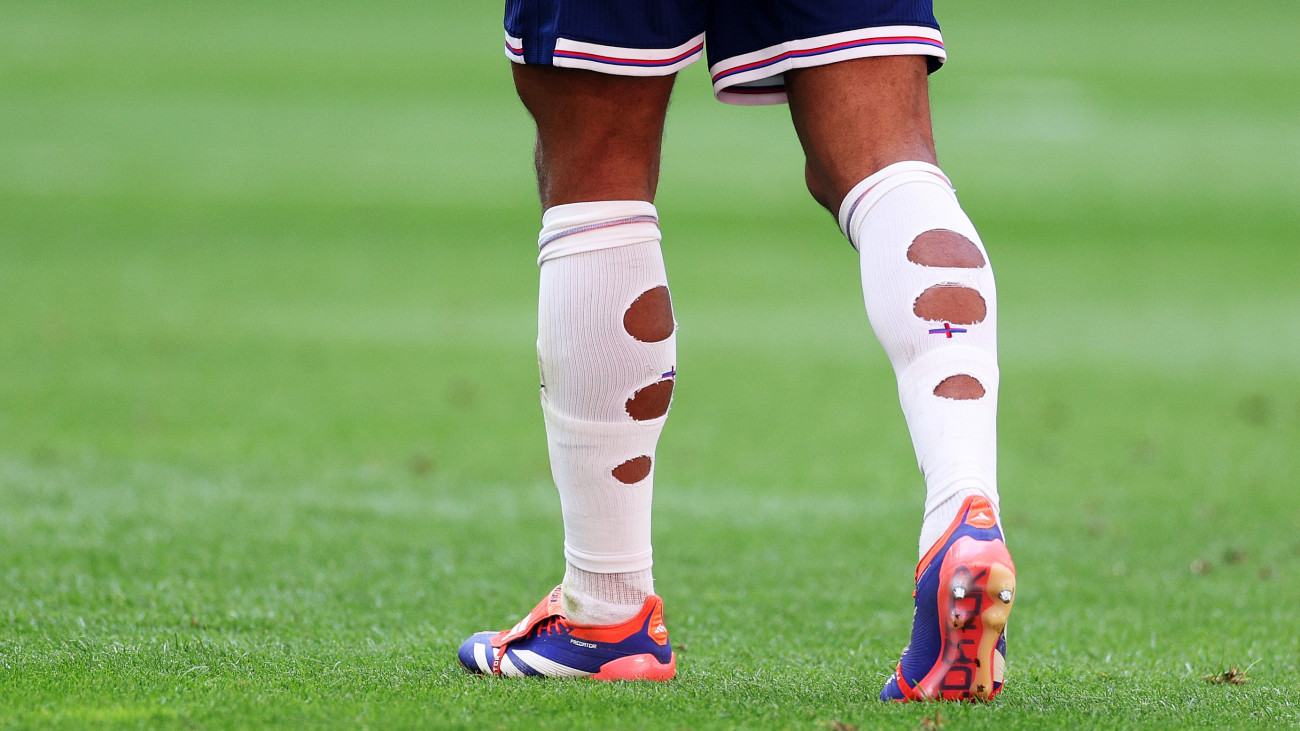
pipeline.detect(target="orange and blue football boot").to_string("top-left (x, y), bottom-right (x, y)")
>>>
top-left (458, 586), bottom-right (676, 680)
top-left (881, 495), bottom-right (1016, 702)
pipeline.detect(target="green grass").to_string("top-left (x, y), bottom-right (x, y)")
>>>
top-left (2, 0), bottom-right (1299, 727)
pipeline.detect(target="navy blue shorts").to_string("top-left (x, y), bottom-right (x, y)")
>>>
top-left (504, 0), bottom-right (943, 105)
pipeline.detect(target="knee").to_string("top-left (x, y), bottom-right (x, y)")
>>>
top-left (803, 160), bottom-right (839, 213)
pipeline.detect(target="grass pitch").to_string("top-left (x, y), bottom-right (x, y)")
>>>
top-left (2, 0), bottom-right (1298, 728)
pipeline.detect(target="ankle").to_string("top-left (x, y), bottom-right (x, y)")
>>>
top-left (561, 564), bottom-right (654, 625)
top-left (919, 488), bottom-right (996, 558)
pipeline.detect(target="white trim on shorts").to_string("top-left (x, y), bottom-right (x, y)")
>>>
top-left (709, 25), bottom-right (946, 106)
top-left (502, 31), bottom-right (705, 76)
top-left (505, 33), bottom-right (525, 63)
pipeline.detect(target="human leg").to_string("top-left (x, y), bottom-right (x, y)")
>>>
top-left (512, 65), bottom-right (677, 208)
top-left (459, 61), bottom-right (680, 679)
top-left (788, 51), bottom-right (1001, 576)
top-left (786, 57), bottom-right (1013, 701)
top-left (517, 64), bottom-right (678, 628)
top-left (786, 56), bottom-right (938, 210)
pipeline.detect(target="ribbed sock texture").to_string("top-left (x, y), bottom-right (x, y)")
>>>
top-left (840, 162), bottom-right (1001, 559)
top-left (536, 201), bottom-right (675, 625)
top-left (562, 564), bottom-right (655, 626)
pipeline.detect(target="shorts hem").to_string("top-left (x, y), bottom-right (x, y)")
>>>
top-left (710, 25), bottom-right (945, 106)
top-left (504, 30), bottom-right (705, 76)
top-left (504, 33), bottom-right (524, 64)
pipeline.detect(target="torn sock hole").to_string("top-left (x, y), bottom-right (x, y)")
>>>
top-left (625, 379), bottom-right (674, 421)
top-left (612, 456), bottom-right (652, 484)
top-left (908, 229), bottom-right (986, 268)
top-left (934, 375), bottom-right (985, 400)
top-left (624, 286), bottom-right (675, 343)
top-left (914, 284), bottom-right (986, 325)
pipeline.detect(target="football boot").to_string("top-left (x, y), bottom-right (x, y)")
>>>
top-left (458, 586), bottom-right (675, 680)
top-left (881, 495), bottom-right (1016, 702)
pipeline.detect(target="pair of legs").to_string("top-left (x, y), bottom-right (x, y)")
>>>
top-left (518, 54), bottom-right (986, 394)
top-left (461, 53), bottom-right (1013, 700)
top-left (519, 56), bottom-right (936, 222)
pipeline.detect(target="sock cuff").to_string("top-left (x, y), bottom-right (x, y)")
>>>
top-left (564, 538), bottom-right (655, 572)
top-left (538, 200), bottom-right (661, 265)
top-left (837, 161), bottom-right (954, 246)
top-left (540, 391), bottom-right (669, 440)
top-left (564, 544), bottom-right (655, 574)
top-left (899, 346), bottom-right (1000, 392)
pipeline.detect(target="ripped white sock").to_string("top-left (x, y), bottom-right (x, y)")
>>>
top-left (536, 200), bottom-right (676, 623)
top-left (840, 162), bottom-right (1001, 559)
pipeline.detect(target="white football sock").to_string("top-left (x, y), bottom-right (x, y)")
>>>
top-left (536, 200), bottom-right (675, 624)
top-left (839, 161), bottom-right (1001, 558)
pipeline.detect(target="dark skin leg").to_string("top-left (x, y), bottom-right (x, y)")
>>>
top-left (514, 55), bottom-right (931, 211)
top-left (786, 56), bottom-right (983, 399)
top-left (785, 55), bottom-right (938, 212)
top-left (512, 64), bottom-right (676, 208)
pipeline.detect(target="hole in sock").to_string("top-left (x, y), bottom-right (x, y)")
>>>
top-left (934, 374), bottom-right (986, 400)
top-left (914, 284), bottom-right (986, 325)
top-left (626, 379), bottom-right (674, 421)
top-left (908, 230), bottom-right (986, 268)
top-left (624, 286), bottom-right (675, 343)
top-left (612, 456), bottom-right (652, 484)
